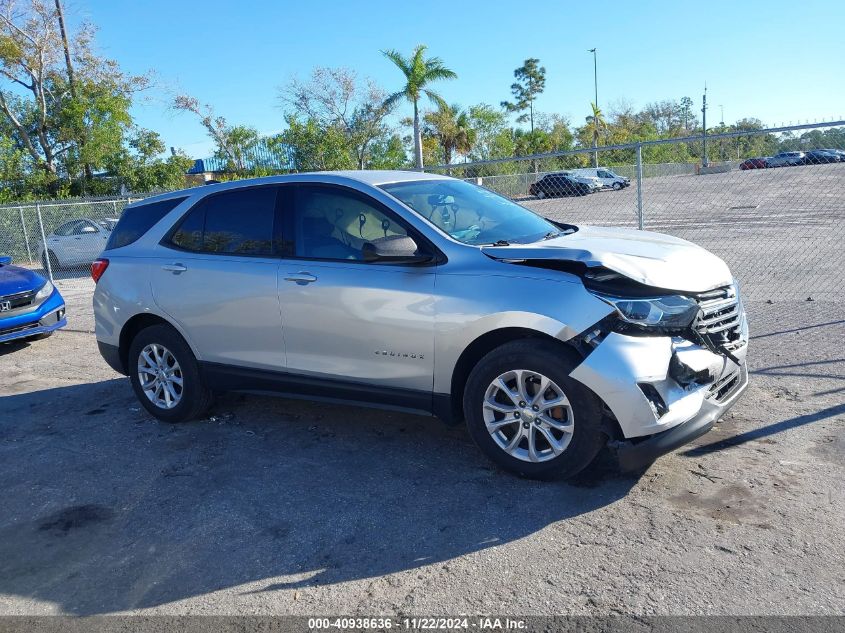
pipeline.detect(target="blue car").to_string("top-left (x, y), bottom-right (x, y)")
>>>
top-left (0, 256), bottom-right (67, 344)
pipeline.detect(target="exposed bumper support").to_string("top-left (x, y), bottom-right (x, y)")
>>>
top-left (615, 363), bottom-right (748, 470)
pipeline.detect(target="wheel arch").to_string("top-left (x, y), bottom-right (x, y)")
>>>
top-left (118, 313), bottom-right (187, 375)
top-left (442, 327), bottom-right (575, 425)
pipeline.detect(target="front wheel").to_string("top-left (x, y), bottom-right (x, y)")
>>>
top-left (128, 324), bottom-right (213, 423)
top-left (41, 251), bottom-right (59, 273)
top-left (612, 182), bottom-right (622, 190)
top-left (463, 340), bottom-right (606, 479)
top-left (536, 189), bottom-right (546, 199)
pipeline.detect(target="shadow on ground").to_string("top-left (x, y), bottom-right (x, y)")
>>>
top-left (0, 379), bottom-right (638, 614)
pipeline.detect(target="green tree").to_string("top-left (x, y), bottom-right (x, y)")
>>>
top-left (678, 96), bottom-right (695, 132)
top-left (382, 44), bottom-right (457, 169)
top-left (0, 0), bottom-right (148, 192)
top-left (367, 133), bottom-right (408, 169)
top-left (173, 96), bottom-right (259, 172)
top-left (467, 104), bottom-right (513, 162)
top-left (584, 102), bottom-right (607, 167)
top-left (277, 115), bottom-right (356, 172)
top-left (501, 58), bottom-right (546, 133)
top-left (423, 102), bottom-right (475, 166)
top-left (279, 66), bottom-right (395, 169)
top-left (106, 128), bottom-right (193, 193)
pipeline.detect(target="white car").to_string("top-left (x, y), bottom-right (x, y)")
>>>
top-left (571, 167), bottom-right (631, 190)
top-left (38, 218), bottom-right (113, 271)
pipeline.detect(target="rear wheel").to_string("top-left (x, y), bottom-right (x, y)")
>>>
top-left (128, 324), bottom-right (213, 423)
top-left (463, 340), bottom-right (606, 479)
top-left (612, 182), bottom-right (622, 190)
top-left (536, 189), bottom-right (546, 199)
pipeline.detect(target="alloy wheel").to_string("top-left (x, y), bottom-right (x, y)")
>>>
top-left (137, 343), bottom-right (183, 409)
top-left (482, 369), bottom-right (574, 463)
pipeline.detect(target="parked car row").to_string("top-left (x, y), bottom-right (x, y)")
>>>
top-left (739, 149), bottom-right (845, 170)
top-left (529, 168), bottom-right (630, 199)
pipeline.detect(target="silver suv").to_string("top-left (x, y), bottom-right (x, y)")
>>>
top-left (93, 171), bottom-right (749, 479)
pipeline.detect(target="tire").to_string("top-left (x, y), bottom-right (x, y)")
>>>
top-left (612, 182), bottom-right (622, 190)
top-left (28, 331), bottom-right (53, 341)
top-left (128, 324), bottom-right (213, 423)
top-left (41, 251), bottom-right (59, 273)
top-left (463, 340), bottom-right (606, 480)
top-left (536, 189), bottom-right (546, 199)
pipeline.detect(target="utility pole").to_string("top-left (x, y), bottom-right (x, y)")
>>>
top-left (588, 48), bottom-right (598, 167)
top-left (719, 105), bottom-right (725, 126)
top-left (701, 85), bottom-right (708, 168)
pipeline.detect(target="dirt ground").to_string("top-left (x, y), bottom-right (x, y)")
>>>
top-left (0, 275), bottom-right (843, 616)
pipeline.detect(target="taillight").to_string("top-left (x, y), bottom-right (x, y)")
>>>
top-left (91, 258), bottom-right (109, 283)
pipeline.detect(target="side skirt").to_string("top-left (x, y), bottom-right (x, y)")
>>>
top-left (199, 361), bottom-right (456, 422)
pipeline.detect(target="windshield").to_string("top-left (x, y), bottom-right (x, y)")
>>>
top-left (379, 179), bottom-right (560, 245)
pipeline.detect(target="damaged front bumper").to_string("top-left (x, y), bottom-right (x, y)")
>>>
top-left (569, 326), bottom-right (749, 470)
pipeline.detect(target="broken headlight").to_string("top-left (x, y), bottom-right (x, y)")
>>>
top-left (591, 292), bottom-right (700, 328)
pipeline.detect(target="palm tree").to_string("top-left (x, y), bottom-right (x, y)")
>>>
top-left (585, 102), bottom-right (607, 167)
top-left (424, 103), bottom-right (476, 166)
top-left (382, 45), bottom-right (457, 169)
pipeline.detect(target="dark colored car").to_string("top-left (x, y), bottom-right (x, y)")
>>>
top-left (0, 256), bottom-right (66, 344)
top-left (739, 157), bottom-right (768, 170)
top-left (802, 149), bottom-right (842, 165)
top-left (529, 174), bottom-right (591, 198)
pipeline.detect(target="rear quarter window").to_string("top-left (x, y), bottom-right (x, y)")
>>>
top-left (105, 197), bottom-right (186, 250)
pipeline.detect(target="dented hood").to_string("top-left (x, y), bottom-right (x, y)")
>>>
top-left (482, 225), bottom-right (733, 293)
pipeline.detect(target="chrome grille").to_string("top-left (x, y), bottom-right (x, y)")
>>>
top-left (694, 284), bottom-right (745, 350)
top-left (0, 289), bottom-right (37, 313)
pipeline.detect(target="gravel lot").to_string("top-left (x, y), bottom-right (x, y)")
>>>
top-left (1, 164), bottom-right (844, 616)
top-left (1, 275), bottom-right (843, 616)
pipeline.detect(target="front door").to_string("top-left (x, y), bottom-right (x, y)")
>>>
top-left (277, 184), bottom-right (437, 395)
top-left (150, 185), bottom-right (286, 371)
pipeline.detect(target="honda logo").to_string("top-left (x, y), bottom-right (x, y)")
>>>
top-left (0, 300), bottom-right (11, 312)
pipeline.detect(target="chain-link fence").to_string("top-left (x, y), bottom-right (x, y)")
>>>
top-left (0, 196), bottom-right (149, 280)
top-left (425, 121), bottom-right (845, 302)
top-left (1, 121), bottom-right (843, 302)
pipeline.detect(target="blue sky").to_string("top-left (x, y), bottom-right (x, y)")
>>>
top-left (73, 0), bottom-right (845, 158)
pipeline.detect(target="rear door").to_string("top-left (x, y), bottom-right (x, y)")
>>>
top-left (276, 183), bottom-right (437, 396)
top-left (150, 185), bottom-right (286, 371)
top-left (74, 219), bottom-right (109, 265)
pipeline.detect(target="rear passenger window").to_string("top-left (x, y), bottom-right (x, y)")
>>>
top-left (170, 204), bottom-right (204, 251)
top-left (166, 187), bottom-right (278, 256)
top-left (106, 198), bottom-right (185, 250)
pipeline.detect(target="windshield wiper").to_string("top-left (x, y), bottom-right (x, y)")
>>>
top-left (487, 239), bottom-right (511, 246)
top-left (542, 231), bottom-right (561, 240)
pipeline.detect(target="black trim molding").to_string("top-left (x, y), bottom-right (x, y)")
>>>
top-left (97, 341), bottom-right (126, 375)
top-left (199, 362), bottom-right (452, 421)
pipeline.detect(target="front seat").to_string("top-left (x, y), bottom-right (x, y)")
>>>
top-left (300, 215), bottom-right (359, 260)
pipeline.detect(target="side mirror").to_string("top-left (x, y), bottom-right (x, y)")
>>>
top-left (362, 235), bottom-right (431, 264)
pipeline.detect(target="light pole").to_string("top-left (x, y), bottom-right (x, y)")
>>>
top-left (588, 48), bottom-right (598, 167)
top-left (701, 85), bottom-right (708, 168)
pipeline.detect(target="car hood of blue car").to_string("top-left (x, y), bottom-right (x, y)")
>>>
top-left (0, 259), bottom-right (47, 295)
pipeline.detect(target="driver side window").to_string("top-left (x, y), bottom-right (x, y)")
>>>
top-left (293, 186), bottom-right (409, 261)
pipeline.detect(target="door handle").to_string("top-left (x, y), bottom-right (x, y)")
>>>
top-left (284, 272), bottom-right (317, 284)
top-left (162, 263), bottom-right (187, 273)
